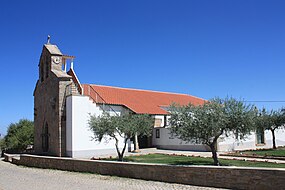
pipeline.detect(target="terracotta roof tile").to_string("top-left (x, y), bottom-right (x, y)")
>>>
top-left (82, 84), bottom-right (205, 115)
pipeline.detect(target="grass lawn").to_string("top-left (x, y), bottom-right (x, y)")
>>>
top-left (240, 147), bottom-right (285, 157)
top-left (105, 154), bottom-right (285, 168)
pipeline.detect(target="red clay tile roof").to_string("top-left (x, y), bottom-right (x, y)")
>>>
top-left (82, 84), bottom-right (205, 115)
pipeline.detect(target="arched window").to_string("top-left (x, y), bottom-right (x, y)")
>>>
top-left (42, 122), bottom-right (49, 152)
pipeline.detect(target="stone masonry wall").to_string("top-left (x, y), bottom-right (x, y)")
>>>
top-left (12, 154), bottom-right (285, 190)
top-left (34, 47), bottom-right (62, 156)
top-left (34, 44), bottom-right (74, 157)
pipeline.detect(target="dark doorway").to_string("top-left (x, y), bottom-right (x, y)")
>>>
top-left (138, 135), bottom-right (152, 148)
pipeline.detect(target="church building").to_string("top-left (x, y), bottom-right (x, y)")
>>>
top-left (34, 41), bottom-right (285, 158)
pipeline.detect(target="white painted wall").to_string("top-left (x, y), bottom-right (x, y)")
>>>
top-left (66, 95), bottom-right (129, 158)
top-left (66, 97), bottom-right (285, 156)
top-left (153, 127), bottom-right (285, 152)
top-left (153, 114), bottom-right (285, 152)
top-left (152, 127), bottom-right (210, 151)
top-left (218, 129), bottom-right (285, 152)
top-left (100, 104), bottom-right (130, 116)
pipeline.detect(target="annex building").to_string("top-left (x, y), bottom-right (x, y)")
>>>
top-left (34, 42), bottom-right (285, 158)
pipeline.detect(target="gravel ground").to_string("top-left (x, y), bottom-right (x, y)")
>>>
top-left (0, 159), bottom-right (224, 190)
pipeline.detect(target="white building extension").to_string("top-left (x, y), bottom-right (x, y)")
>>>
top-left (65, 95), bottom-right (132, 158)
top-left (65, 80), bottom-right (285, 158)
top-left (218, 129), bottom-right (285, 152)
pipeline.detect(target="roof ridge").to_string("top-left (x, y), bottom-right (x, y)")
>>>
top-left (84, 83), bottom-right (203, 98)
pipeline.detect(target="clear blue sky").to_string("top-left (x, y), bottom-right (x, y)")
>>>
top-left (0, 0), bottom-right (285, 135)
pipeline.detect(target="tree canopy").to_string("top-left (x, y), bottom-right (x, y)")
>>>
top-left (88, 113), bottom-right (154, 161)
top-left (169, 97), bottom-right (256, 165)
top-left (0, 119), bottom-right (34, 152)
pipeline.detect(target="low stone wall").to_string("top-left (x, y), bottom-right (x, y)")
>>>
top-left (8, 154), bottom-right (285, 190)
top-left (3, 153), bottom-right (14, 162)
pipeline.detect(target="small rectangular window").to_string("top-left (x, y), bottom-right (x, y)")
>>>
top-left (156, 129), bottom-right (160, 138)
top-left (154, 118), bottom-right (162, 127)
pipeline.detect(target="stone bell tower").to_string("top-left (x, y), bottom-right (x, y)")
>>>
top-left (33, 37), bottom-right (80, 156)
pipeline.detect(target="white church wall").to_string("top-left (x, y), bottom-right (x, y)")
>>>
top-left (98, 104), bottom-right (130, 116)
top-left (152, 127), bottom-right (210, 151)
top-left (66, 96), bottom-right (285, 156)
top-left (152, 117), bottom-right (285, 152)
top-left (66, 95), bottom-right (128, 158)
top-left (218, 129), bottom-right (285, 152)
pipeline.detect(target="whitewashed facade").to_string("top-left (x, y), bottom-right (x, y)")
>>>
top-left (65, 93), bottom-right (285, 158)
top-left (65, 95), bottom-right (132, 158)
top-left (218, 129), bottom-right (285, 152)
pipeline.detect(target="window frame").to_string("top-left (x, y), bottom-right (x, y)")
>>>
top-left (256, 127), bottom-right (265, 145)
top-left (155, 129), bottom-right (160, 138)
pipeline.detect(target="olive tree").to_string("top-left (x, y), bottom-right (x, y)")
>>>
top-left (88, 113), bottom-right (154, 161)
top-left (256, 108), bottom-right (285, 149)
top-left (169, 97), bottom-right (256, 166)
top-left (0, 119), bottom-right (34, 152)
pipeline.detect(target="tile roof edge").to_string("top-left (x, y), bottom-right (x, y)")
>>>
top-left (82, 83), bottom-right (206, 100)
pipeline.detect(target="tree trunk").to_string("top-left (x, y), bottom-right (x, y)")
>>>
top-left (271, 129), bottom-right (276, 149)
top-left (208, 133), bottom-right (222, 166)
top-left (133, 132), bottom-right (140, 153)
top-left (115, 137), bottom-right (128, 161)
top-left (114, 137), bottom-right (123, 161)
top-left (209, 143), bottom-right (220, 166)
top-left (120, 138), bottom-right (128, 161)
top-left (118, 154), bottom-right (123, 161)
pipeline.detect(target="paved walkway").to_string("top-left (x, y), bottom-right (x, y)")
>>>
top-left (93, 148), bottom-right (285, 164)
top-left (0, 159), bottom-right (223, 190)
